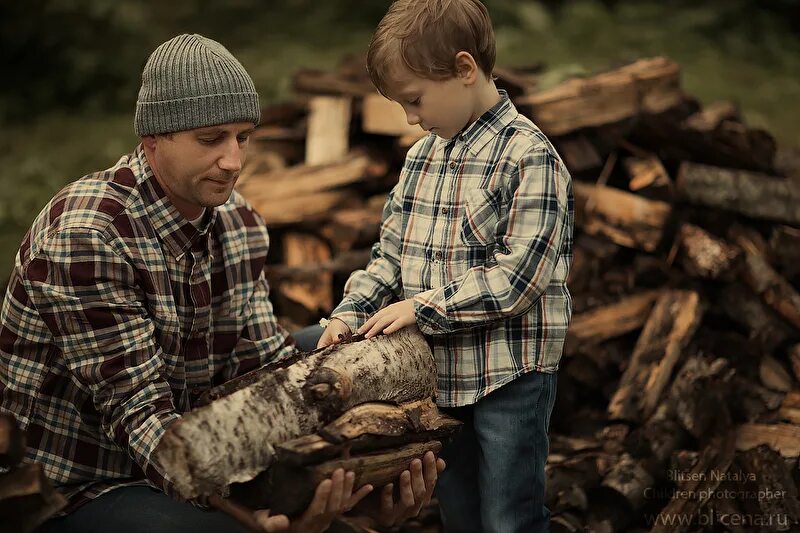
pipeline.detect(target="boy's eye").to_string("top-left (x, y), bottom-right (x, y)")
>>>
top-left (407, 97), bottom-right (421, 105)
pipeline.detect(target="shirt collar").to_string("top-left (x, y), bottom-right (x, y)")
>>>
top-left (444, 89), bottom-right (518, 156)
top-left (132, 144), bottom-right (218, 259)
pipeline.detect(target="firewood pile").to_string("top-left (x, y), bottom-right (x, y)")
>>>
top-left (0, 413), bottom-right (66, 533)
top-left (233, 55), bottom-right (800, 532)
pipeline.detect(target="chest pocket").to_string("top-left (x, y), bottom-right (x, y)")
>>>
top-left (460, 188), bottom-right (504, 247)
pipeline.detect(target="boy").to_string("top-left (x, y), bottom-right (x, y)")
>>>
top-left (319, 1), bottom-right (574, 531)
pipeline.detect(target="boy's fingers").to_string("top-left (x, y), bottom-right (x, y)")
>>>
top-left (398, 469), bottom-right (415, 508)
top-left (307, 479), bottom-right (333, 517)
top-left (380, 483), bottom-right (395, 516)
top-left (253, 510), bottom-right (290, 532)
top-left (437, 457), bottom-right (446, 473)
top-left (422, 452), bottom-right (438, 492)
top-left (410, 459), bottom-right (426, 498)
top-left (347, 484), bottom-right (374, 509)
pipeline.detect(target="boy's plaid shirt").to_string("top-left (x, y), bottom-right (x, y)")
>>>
top-left (0, 145), bottom-right (294, 510)
top-left (332, 91), bottom-right (574, 407)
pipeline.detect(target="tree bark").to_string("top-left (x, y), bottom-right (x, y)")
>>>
top-left (155, 328), bottom-right (437, 499)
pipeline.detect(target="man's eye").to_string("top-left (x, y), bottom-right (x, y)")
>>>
top-left (199, 137), bottom-right (220, 144)
top-left (237, 135), bottom-right (250, 143)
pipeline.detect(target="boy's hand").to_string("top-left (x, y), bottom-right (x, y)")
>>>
top-left (317, 318), bottom-right (352, 349)
top-left (358, 299), bottom-right (416, 339)
top-left (253, 468), bottom-right (373, 532)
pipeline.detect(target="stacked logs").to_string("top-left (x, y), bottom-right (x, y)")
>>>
top-left (0, 413), bottom-right (66, 533)
top-left (233, 56), bottom-right (800, 531)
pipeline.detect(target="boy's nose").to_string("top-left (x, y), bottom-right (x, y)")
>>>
top-left (405, 112), bottom-right (420, 126)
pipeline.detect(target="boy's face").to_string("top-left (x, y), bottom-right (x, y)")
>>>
top-left (386, 68), bottom-right (478, 140)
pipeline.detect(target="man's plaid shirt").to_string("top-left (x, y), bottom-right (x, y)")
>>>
top-left (0, 145), bottom-right (294, 511)
top-left (332, 92), bottom-right (574, 407)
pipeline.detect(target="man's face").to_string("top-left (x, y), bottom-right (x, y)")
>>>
top-left (387, 69), bottom-right (476, 140)
top-left (145, 122), bottom-right (255, 219)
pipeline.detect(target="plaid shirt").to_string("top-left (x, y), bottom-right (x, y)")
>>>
top-left (332, 92), bottom-right (574, 406)
top-left (0, 145), bottom-right (294, 511)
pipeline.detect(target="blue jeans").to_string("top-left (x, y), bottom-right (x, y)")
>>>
top-left (36, 486), bottom-right (248, 533)
top-left (290, 324), bottom-right (325, 352)
top-left (436, 370), bottom-right (557, 533)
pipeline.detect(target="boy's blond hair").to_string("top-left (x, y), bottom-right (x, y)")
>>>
top-left (367, 0), bottom-right (496, 97)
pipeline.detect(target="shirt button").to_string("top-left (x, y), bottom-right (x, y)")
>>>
top-left (434, 251), bottom-right (443, 260)
top-left (449, 161), bottom-right (457, 170)
top-left (441, 207), bottom-right (449, 214)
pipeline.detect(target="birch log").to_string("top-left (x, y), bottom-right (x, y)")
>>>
top-left (155, 328), bottom-right (436, 499)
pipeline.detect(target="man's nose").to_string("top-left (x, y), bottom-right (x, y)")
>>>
top-left (218, 138), bottom-right (243, 172)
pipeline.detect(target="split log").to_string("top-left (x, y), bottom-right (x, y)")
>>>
top-left (770, 225), bottom-right (800, 283)
top-left (675, 224), bottom-right (741, 280)
top-left (736, 445), bottom-right (800, 529)
top-left (237, 152), bottom-right (388, 202)
top-left (274, 399), bottom-right (461, 466)
top-left (759, 355), bottom-right (794, 393)
top-left (736, 424), bottom-right (800, 458)
top-left (608, 290), bottom-right (703, 422)
top-left (155, 328), bottom-right (437, 499)
top-left (565, 289), bottom-right (662, 353)
top-left (0, 463), bottom-right (67, 533)
top-left (718, 285), bottom-right (795, 355)
top-left (305, 96), bottom-right (352, 166)
top-left (633, 106), bottom-right (776, 172)
top-left (264, 441), bottom-right (442, 516)
top-left (649, 435), bottom-right (736, 533)
top-left (515, 57), bottom-right (685, 136)
top-left (732, 230), bottom-right (800, 330)
top-left (248, 190), bottom-right (360, 226)
top-left (320, 198), bottom-right (385, 254)
top-left (292, 69), bottom-right (374, 96)
top-left (599, 453), bottom-right (654, 512)
top-left (574, 182), bottom-right (672, 252)
top-left (278, 233), bottom-right (333, 316)
top-left (555, 135), bottom-right (602, 173)
top-left (668, 357), bottom-right (733, 440)
top-left (623, 154), bottom-right (670, 192)
top-left (682, 100), bottom-right (739, 132)
top-left (266, 249), bottom-right (372, 286)
top-left (0, 413), bottom-right (24, 471)
top-left (778, 391), bottom-right (800, 424)
top-left (676, 162), bottom-right (800, 226)
top-left (790, 344), bottom-right (800, 382)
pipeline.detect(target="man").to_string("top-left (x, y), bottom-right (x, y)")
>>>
top-left (0, 34), bottom-right (440, 532)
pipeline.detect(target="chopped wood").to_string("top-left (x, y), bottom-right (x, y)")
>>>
top-left (682, 100), bottom-right (739, 132)
top-left (778, 390), bottom-right (800, 424)
top-left (676, 223), bottom-right (741, 280)
top-left (759, 355), bottom-right (794, 393)
top-left (622, 154), bottom-right (671, 192)
top-left (515, 57), bottom-right (685, 136)
top-left (279, 233), bottom-right (333, 315)
top-left (732, 230), bottom-right (800, 330)
top-left (266, 441), bottom-right (442, 516)
top-left (608, 290), bottom-right (703, 422)
top-left (566, 290), bottom-right (661, 351)
top-left (249, 190), bottom-right (360, 226)
top-left (155, 328), bottom-right (437, 499)
top-left (267, 249), bottom-right (372, 285)
top-left (649, 435), bottom-right (736, 533)
top-left (790, 344), bottom-right (800, 382)
top-left (305, 96), bottom-right (352, 165)
top-left (736, 446), bottom-right (800, 528)
top-left (735, 424), bottom-right (800, 458)
top-left (574, 182), bottom-right (672, 252)
top-left (555, 135), bottom-right (602, 173)
top-left (676, 162), bottom-right (800, 226)
top-left (292, 69), bottom-right (375, 96)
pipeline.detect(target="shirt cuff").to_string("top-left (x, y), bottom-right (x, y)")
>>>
top-left (412, 288), bottom-right (448, 335)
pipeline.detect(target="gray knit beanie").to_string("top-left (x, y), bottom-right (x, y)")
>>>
top-left (134, 34), bottom-right (260, 136)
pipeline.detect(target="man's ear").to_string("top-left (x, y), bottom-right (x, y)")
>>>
top-left (141, 135), bottom-right (157, 152)
top-left (454, 51), bottom-right (479, 85)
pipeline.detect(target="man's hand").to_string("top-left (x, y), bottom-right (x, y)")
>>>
top-left (359, 451), bottom-right (446, 527)
top-left (317, 318), bottom-right (352, 349)
top-left (358, 299), bottom-right (416, 339)
top-left (253, 468), bottom-right (373, 532)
